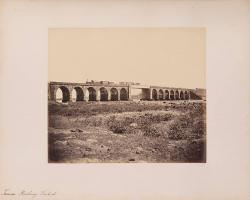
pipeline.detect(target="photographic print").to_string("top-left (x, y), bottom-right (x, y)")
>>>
top-left (2, 0), bottom-right (250, 199)
top-left (48, 28), bottom-right (206, 163)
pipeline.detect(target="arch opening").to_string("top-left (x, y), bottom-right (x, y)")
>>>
top-left (120, 88), bottom-right (128, 101)
top-left (100, 87), bottom-right (108, 101)
top-left (184, 91), bottom-right (189, 100)
top-left (159, 89), bottom-right (164, 100)
top-left (175, 91), bottom-right (180, 100)
top-left (152, 89), bottom-right (158, 100)
top-left (165, 90), bottom-right (169, 100)
top-left (180, 91), bottom-right (184, 100)
top-left (170, 90), bottom-right (175, 100)
top-left (111, 88), bottom-right (118, 101)
top-left (72, 87), bottom-right (84, 102)
top-left (88, 87), bottom-right (96, 101)
top-left (56, 86), bottom-right (70, 103)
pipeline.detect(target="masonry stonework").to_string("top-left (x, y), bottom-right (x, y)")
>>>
top-left (48, 81), bottom-right (205, 102)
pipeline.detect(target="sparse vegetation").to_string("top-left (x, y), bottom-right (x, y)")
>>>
top-left (48, 101), bottom-right (206, 163)
top-left (49, 101), bottom-right (170, 117)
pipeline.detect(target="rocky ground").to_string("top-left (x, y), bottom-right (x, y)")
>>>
top-left (48, 100), bottom-right (206, 163)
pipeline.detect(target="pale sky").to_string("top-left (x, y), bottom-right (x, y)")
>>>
top-left (48, 28), bottom-right (205, 89)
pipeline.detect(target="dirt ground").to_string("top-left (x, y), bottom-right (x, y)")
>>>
top-left (48, 100), bottom-right (206, 163)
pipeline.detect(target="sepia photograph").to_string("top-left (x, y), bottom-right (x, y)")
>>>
top-left (48, 28), bottom-right (206, 163)
top-left (1, 0), bottom-right (250, 199)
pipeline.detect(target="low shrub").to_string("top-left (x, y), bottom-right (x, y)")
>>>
top-left (143, 125), bottom-right (161, 137)
top-left (168, 105), bottom-right (206, 140)
top-left (168, 124), bottom-right (187, 140)
top-left (108, 120), bottom-right (127, 134)
top-left (107, 113), bottom-right (172, 136)
top-left (192, 120), bottom-right (205, 138)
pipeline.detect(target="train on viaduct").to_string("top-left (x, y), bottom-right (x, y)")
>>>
top-left (48, 81), bottom-right (205, 103)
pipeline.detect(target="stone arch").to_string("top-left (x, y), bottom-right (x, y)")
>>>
top-left (111, 88), bottom-right (118, 101)
top-left (185, 91), bottom-right (189, 100)
top-left (152, 89), bottom-right (158, 100)
top-left (120, 88), bottom-right (128, 101)
top-left (100, 87), bottom-right (108, 101)
top-left (175, 91), bottom-right (179, 100)
top-left (56, 86), bottom-right (70, 103)
top-left (72, 87), bottom-right (84, 102)
top-left (170, 90), bottom-right (175, 100)
top-left (180, 91), bottom-right (184, 100)
top-left (165, 90), bottom-right (170, 100)
top-left (88, 87), bottom-right (96, 101)
top-left (159, 89), bottom-right (164, 100)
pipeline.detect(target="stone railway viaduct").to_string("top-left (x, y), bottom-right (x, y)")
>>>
top-left (48, 81), bottom-right (203, 103)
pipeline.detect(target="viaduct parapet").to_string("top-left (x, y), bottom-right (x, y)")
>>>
top-left (48, 81), bottom-right (205, 103)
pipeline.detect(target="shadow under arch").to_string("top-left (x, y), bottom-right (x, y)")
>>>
top-left (72, 87), bottom-right (84, 102)
top-left (170, 90), bottom-right (175, 100)
top-left (88, 87), bottom-right (96, 101)
top-left (159, 89), bottom-right (164, 100)
top-left (152, 89), bottom-right (158, 100)
top-left (56, 86), bottom-right (70, 103)
top-left (180, 91), bottom-right (184, 100)
top-left (100, 87), bottom-right (108, 101)
top-left (110, 88), bottom-right (118, 101)
top-left (184, 91), bottom-right (189, 100)
top-left (165, 90), bottom-right (169, 100)
top-left (175, 90), bottom-right (179, 100)
top-left (120, 88), bottom-right (128, 101)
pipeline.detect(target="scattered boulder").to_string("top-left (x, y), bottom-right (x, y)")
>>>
top-left (67, 139), bottom-right (86, 146)
top-left (135, 147), bottom-right (143, 154)
top-left (97, 145), bottom-right (110, 153)
top-left (70, 128), bottom-right (83, 133)
top-left (86, 139), bottom-right (98, 144)
top-left (64, 135), bottom-right (76, 140)
top-left (85, 147), bottom-right (92, 151)
top-left (130, 123), bottom-right (138, 128)
top-left (54, 140), bottom-right (68, 146)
